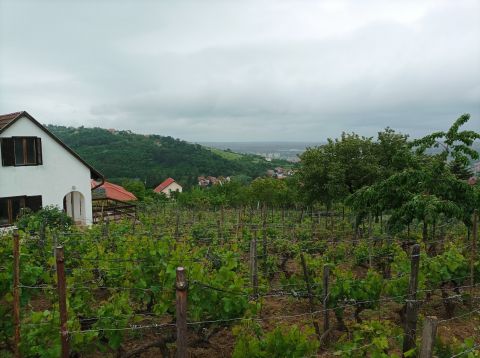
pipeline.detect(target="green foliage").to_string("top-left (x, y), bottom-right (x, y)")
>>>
top-left (177, 187), bottom-right (211, 208)
top-left (250, 177), bottom-right (289, 207)
top-left (299, 128), bottom-right (411, 207)
top-left (232, 322), bottom-right (319, 358)
top-left (121, 179), bottom-right (146, 201)
top-left (435, 337), bottom-right (480, 357)
top-left (425, 243), bottom-right (468, 286)
top-left (348, 114), bottom-right (479, 234)
top-left (329, 269), bottom-right (383, 322)
top-left (92, 293), bottom-right (135, 350)
top-left (16, 205), bottom-right (73, 232)
top-left (47, 125), bottom-right (291, 188)
top-left (176, 177), bottom-right (300, 209)
top-left (411, 113), bottom-right (480, 166)
top-left (21, 310), bottom-right (61, 358)
top-left (384, 246), bottom-right (426, 304)
top-left (334, 320), bottom-right (402, 357)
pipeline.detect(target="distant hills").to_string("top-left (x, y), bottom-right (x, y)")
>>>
top-left (199, 141), bottom-right (324, 162)
top-left (202, 140), bottom-right (480, 162)
top-left (47, 125), bottom-right (292, 188)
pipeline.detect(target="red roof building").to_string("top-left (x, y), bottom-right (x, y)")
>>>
top-left (154, 178), bottom-right (175, 192)
top-left (91, 180), bottom-right (137, 201)
top-left (154, 178), bottom-right (182, 198)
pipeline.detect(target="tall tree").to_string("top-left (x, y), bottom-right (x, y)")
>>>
top-left (348, 114), bottom-right (479, 238)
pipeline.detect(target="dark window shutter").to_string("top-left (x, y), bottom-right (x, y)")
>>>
top-left (25, 196), bottom-right (42, 212)
top-left (35, 137), bottom-right (43, 165)
top-left (1, 138), bottom-right (15, 166)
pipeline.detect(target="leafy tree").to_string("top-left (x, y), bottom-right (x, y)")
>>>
top-left (299, 132), bottom-right (380, 209)
top-left (375, 127), bottom-right (413, 178)
top-left (177, 187), bottom-right (211, 209)
top-left (250, 178), bottom-right (288, 208)
top-left (121, 179), bottom-right (146, 201)
top-left (448, 158), bottom-right (473, 180)
top-left (298, 142), bottom-right (345, 208)
top-left (348, 114), bottom-right (479, 237)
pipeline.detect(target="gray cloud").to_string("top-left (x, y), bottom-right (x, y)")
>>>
top-left (0, 0), bottom-right (479, 141)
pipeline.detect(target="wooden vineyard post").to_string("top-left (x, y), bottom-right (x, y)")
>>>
top-left (368, 212), bottom-right (372, 237)
top-left (53, 232), bottom-right (58, 260)
top-left (176, 267), bottom-right (188, 358)
top-left (300, 253), bottom-right (321, 341)
top-left (262, 214), bottom-right (268, 277)
top-left (419, 316), bottom-right (438, 358)
top-left (311, 209), bottom-right (315, 236)
top-left (55, 246), bottom-right (69, 358)
top-left (174, 211), bottom-right (180, 240)
top-left (471, 209), bottom-right (478, 307)
top-left (380, 212), bottom-right (383, 234)
top-left (330, 209), bottom-right (335, 232)
top-left (191, 209), bottom-right (195, 225)
top-left (39, 220), bottom-right (46, 247)
top-left (237, 207), bottom-right (243, 240)
top-left (403, 244), bottom-right (420, 355)
top-left (250, 228), bottom-right (258, 298)
top-left (217, 219), bottom-right (222, 240)
top-left (102, 216), bottom-right (110, 238)
top-left (322, 264), bottom-right (330, 341)
top-left (220, 205), bottom-right (225, 233)
top-left (13, 229), bottom-right (20, 358)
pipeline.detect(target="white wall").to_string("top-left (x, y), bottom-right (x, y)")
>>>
top-left (0, 116), bottom-right (93, 224)
top-left (162, 182), bottom-right (182, 198)
top-left (64, 191), bottom-right (86, 224)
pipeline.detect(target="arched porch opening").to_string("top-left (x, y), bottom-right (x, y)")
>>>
top-left (63, 191), bottom-right (86, 225)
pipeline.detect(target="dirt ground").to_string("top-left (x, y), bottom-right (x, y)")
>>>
top-left (82, 291), bottom-right (480, 358)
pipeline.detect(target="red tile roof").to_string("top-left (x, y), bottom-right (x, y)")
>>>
top-left (91, 180), bottom-right (137, 201)
top-left (0, 111), bottom-right (23, 131)
top-left (154, 178), bottom-right (176, 193)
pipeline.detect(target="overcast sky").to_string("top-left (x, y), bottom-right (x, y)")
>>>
top-left (0, 0), bottom-right (479, 141)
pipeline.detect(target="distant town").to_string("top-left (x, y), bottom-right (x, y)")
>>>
top-left (198, 141), bottom-right (323, 162)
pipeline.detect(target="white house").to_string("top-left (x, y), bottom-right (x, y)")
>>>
top-left (154, 178), bottom-right (182, 198)
top-left (0, 111), bottom-right (103, 226)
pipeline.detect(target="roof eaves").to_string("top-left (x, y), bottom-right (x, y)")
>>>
top-left (0, 111), bottom-right (104, 180)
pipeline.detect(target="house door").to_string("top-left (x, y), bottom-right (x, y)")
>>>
top-left (63, 191), bottom-right (86, 225)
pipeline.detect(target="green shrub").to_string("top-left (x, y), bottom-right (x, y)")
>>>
top-left (334, 320), bottom-right (402, 357)
top-left (435, 337), bottom-right (480, 357)
top-left (232, 322), bottom-right (319, 358)
top-left (16, 205), bottom-right (73, 232)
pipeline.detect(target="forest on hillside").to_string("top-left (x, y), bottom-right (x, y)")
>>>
top-left (47, 125), bottom-right (290, 188)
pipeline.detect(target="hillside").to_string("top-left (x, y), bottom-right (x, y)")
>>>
top-left (47, 125), bottom-right (291, 188)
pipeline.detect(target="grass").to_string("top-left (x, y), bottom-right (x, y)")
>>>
top-left (207, 147), bottom-right (250, 160)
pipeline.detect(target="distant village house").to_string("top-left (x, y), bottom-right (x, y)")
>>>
top-left (154, 178), bottom-right (182, 198)
top-left (266, 167), bottom-right (295, 179)
top-left (197, 176), bottom-right (230, 187)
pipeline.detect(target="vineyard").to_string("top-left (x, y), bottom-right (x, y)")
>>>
top-left (1, 115), bottom-right (479, 357)
top-left (0, 203), bottom-right (479, 357)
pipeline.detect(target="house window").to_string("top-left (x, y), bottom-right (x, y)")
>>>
top-left (0, 195), bottom-right (42, 226)
top-left (1, 137), bottom-right (42, 166)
